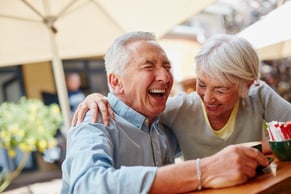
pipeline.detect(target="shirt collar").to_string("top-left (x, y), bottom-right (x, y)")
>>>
top-left (108, 93), bottom-right (158, 130)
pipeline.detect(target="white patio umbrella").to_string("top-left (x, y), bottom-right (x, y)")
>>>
top-left (238, 1), bottom-right (291, 60)
top-left (255, 38), bottom-right (291, 60)
top-left (0, 0), bottom-right (216, 132)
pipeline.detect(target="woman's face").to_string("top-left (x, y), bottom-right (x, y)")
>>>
top-left (197, 71), bottom-right (239, 120)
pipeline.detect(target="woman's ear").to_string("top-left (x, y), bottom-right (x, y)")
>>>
top-left (109, 74), bottom-right (123, 93)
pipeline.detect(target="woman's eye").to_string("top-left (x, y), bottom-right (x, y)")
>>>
top-left (216, 88), bottom-right (229, 94)
top-left (216, 90), bottom-right (225, 94)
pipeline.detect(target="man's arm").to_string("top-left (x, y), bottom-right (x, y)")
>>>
top-left (149, 145), bottom-right (268, 193)
top-left (63, 122), bottom-right (268, 193)
top-left (62, 120), bottom-right (156, 194)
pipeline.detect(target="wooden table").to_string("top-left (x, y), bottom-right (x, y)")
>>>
top-left (4, 155), bottom-right (290, 194)
top-left (190, 155), bottom-right (291, 194)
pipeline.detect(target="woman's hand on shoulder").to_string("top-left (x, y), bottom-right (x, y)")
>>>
top-left (71, 93), bottom-right (114, 127)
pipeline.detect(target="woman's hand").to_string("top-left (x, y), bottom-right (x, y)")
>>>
top-left (71, 93), bottom-right (114, 127)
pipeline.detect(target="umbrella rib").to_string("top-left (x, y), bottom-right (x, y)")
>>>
top-left (0, 14), bottom-right (41, 23)
top-left (91, 0), bottom-right (125, 32)
top-left (21, 0), bottom-right (59, 33)
top-left (22, 0), bottom-right (46, 20)
top-left (55, 0), bottom-right (79, 19)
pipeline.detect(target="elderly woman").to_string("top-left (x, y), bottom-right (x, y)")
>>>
top-left (72, 34), bottom-right (291, 160)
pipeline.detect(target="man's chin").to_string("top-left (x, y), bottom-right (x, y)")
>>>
top-left (151, 106), bottom-right (166, 115)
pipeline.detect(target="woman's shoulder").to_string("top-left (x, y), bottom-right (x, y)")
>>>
top-left (164, 91), bottom-right (201, 116)
top-left (248, 80), bottom-right (273, 96)
top-left (247, 80), bottom-right (289, 109)
top-left (168, 91), bottom-right (200, 104)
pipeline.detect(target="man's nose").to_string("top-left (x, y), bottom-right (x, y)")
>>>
top-left (156, 68), bottom-right (172, 82)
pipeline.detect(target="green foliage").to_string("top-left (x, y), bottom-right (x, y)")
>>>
top-left (0, 97), bottom-right (63, 157)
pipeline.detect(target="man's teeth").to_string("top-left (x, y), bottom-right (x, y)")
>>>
top-left (149, 89), bottom-right (165, 94)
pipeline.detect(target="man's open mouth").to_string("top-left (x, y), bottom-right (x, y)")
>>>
top-left (148, 88), bottom-right (166, 97)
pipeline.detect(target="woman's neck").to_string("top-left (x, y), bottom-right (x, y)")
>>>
top-left (208, 113), bottom-right (231, 131)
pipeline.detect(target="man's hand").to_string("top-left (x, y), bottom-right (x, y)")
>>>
top-left (201, 145), bottom-right (269, 189)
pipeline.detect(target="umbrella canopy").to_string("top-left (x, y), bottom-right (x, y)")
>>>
top-left (0, 0), bottom-right (215, 132)
top-left (255, 39), bottom-right (291, 60)
top-left (238, 1), bottom-right (291, 60)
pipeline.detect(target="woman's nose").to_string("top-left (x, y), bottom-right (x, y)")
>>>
top-left (203, 89), bottom-right (215, 103)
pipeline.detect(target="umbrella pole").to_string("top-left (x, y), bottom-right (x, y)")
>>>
top-left (49, 30), bottom-right (71, 134)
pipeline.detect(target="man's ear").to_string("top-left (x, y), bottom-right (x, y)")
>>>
top-left (109, 74), bottom-right (123, 93)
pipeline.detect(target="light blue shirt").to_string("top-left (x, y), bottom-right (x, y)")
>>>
top-left (61, 93), bottom-right (180, 194)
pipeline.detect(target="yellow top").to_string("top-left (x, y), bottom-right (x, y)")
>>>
top-left (201, 100), bottom-right (239, 139)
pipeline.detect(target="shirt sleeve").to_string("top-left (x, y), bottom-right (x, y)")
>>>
top-left (61, 120), bottom-right (157, 194)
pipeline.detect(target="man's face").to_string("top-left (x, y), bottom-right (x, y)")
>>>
top-left (112, 40), bottom-right (173, 120)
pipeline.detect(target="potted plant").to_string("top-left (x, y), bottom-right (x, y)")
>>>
top-left (0, 97), bottom-right (63, 192)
